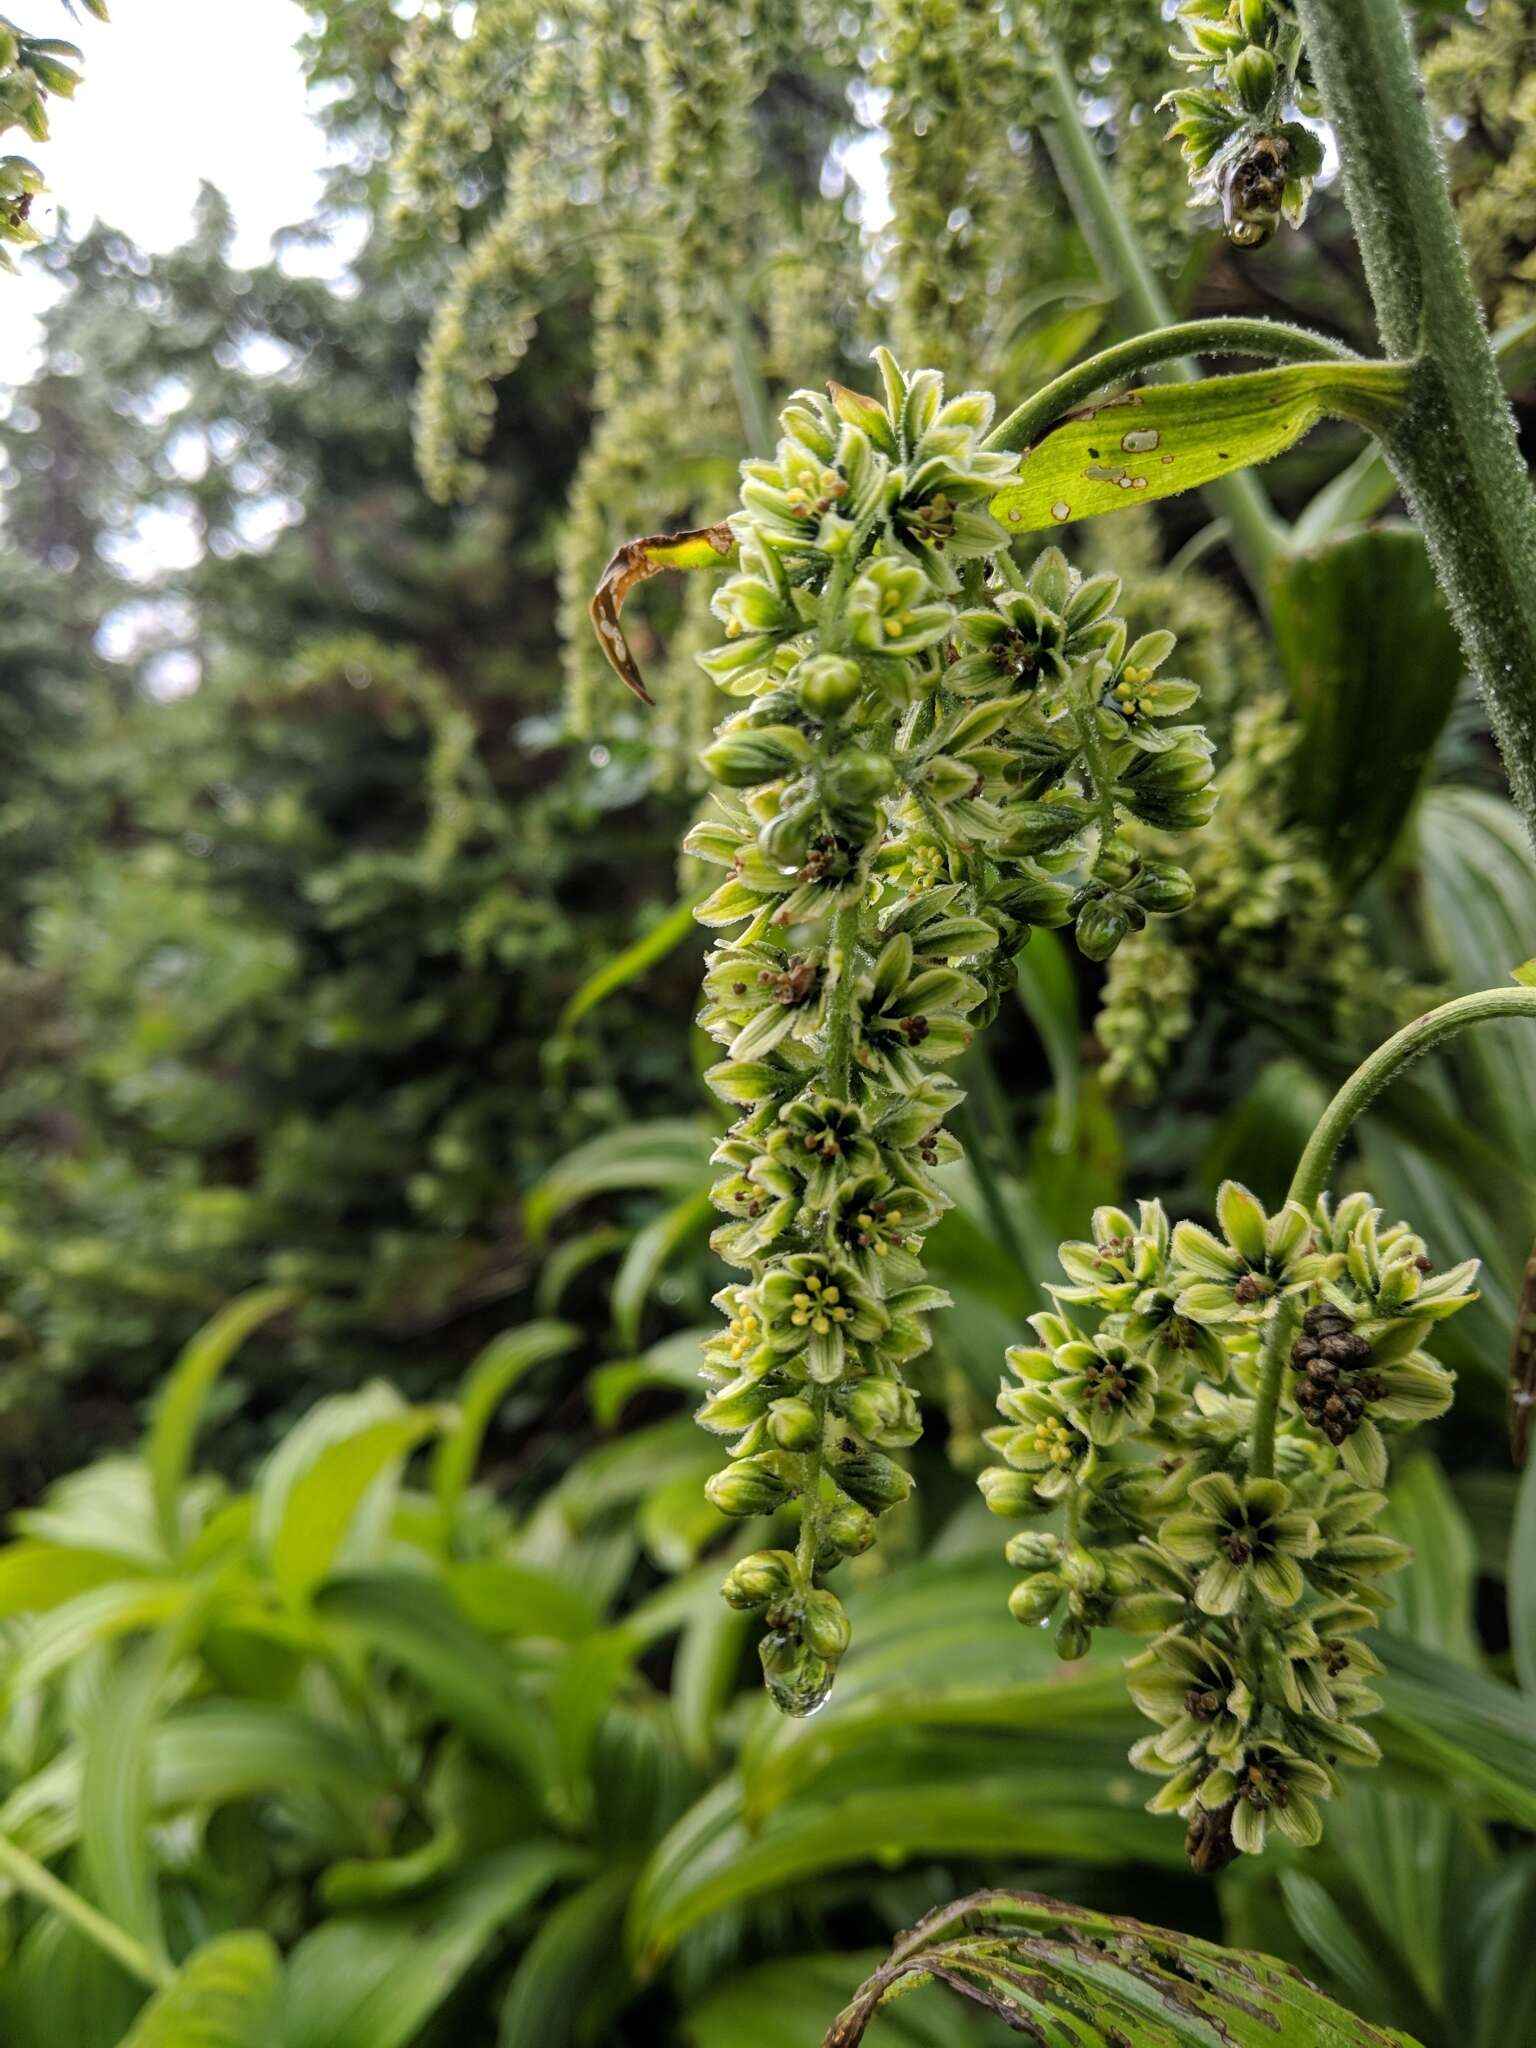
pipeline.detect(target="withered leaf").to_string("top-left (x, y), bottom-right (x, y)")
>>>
top-left (589, 521), bottom-right (737, 705)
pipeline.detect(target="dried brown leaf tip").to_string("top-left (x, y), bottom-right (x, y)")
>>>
top-left (589, 520), bottom-right (737, 705)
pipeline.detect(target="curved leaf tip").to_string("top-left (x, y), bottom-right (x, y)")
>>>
top-left (590, 522), bottom-right (737, 704)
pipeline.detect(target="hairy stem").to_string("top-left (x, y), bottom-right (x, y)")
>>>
top-left (987, 317), bottom-right (1353, 455)
top-left (1286, 987), bottom-right (1536, 1214)
top-left (1295, 0), bottom-right (1536, 845)
top-left (1035, 37), bottom-right (1284, 589)
top-left (0, 1836), bottom-right (173, 1991)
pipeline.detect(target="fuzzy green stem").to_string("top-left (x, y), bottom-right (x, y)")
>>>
top-left (1286, 988), bottom-right (1536, 1213)
top-left (1295, 0), bottom-right (1536, 846)
top-left (0, 1835), bottom-right (173, 1991)
top-left (1035, 38), bottom-right (1284, 590)
top-left (1249, 1295), bottom-right (1301, 1482)
top-left (986, 318), bottom-right (1353, 455)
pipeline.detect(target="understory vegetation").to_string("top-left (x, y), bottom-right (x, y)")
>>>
top-left (0, 2), bottom-right (1534, 2043)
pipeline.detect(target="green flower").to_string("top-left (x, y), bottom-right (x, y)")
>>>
top-left (1201, 1741), bottom-right (1332, 1855)
top-left (768, 1093), bottom-right (881, 1208)
top-left (852, 932), bottom-right (981, 1090)
top-left (986, 1378), bottom-right (1095, 1504)
top-left (1052, 1200), bottom-right (1170, 1312)
top-left (1160, 1472), bottom-right (1319, 1613)
top-left (758, 1253), bottom-right (888, 1383)
top-left (1006, 1313), bottom-right (1158, 1446)
top-left (1126, 1634), bottom-right (1252, 1763)
top-left (1171, 1180), bottom-right (1330, 1324)
top-left (827, 1169), bottom-right (933, 1287)
top-left (846, 557), bottom-right (954, 658)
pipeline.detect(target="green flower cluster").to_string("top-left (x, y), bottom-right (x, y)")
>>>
top-left (1424, 0), bottom-right (1536, 328)
top-left (1164, 0), bottom-right (1324, 247)
top-left (982, 1180), bottom-right (1476, 1864)
top-left (690, 353), bottom-right (1214, 1712)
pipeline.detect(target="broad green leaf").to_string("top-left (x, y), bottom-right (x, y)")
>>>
top-left (628, 1748), bottom-right (1179, 1973)
top-left (1380, 1454), bottom-right (1480, 1667)
top-left (14, 1458), bottom-right (167, 1570)
top-left (988, 362), bottom-right (1411, 534)
top-left (535, 1225), bottom-right (629, 1315)
top-left (1511, 1451), bottom-right (1536, 1697)
top-left (556, 890), bottom-right (705, 1036)
top-left (525, 1118), bottom-right (712, 1243)
top-left (445, 1557), bottom-right (599, 1642)
top-left (824, 1889), bottom-right (1422, 2048)
top-left (1377, 1634), bottom-right (1536, 1825)
top-left (1280, 1869), bottom-right (1436, 2044)
top-left (636, 1468), bottom-right (728, 1574)
top-left (80, 1634), bottom-right (180, 1967)
top-left (255, 1384), bottom-right (444, 1606)
top-left (320, 1825), bottom-right (464, 1909)
top-left (146, 1286), bottom-right (293, 1554)
top-left (548, 1627), bottom-right (641, 1817)
top-left (0, 1541), bottom-right (141, 1619)
top-left (0, 1701), bottom-right (395, 1862)
top-left (314, 1571), bottom-right (561, 1810)
top-left (6, 1579), bottom-right (195, 1698)
top-left (115, 1933), bottom-right (279, 2048)
top-left (278, 1843), bottom-right (592, 2048)
top-left (611, 1186), bottom-right (713, 1349)
top-left (6, 1915), bottom-right (144, 2048)
top-left (496, 1864), bottom-right (636, 2048)
top-left (1270, 525), bottom-right (1462, 890)
top-left (432, 1320), bottom-right (579, 1523)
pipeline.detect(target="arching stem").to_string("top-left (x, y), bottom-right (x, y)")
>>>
top-left (1246, 987), bottom-right (1536, 1477)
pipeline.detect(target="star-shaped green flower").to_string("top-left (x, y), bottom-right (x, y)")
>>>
top-left (1159, 1471), bottom-right (1319, 1613)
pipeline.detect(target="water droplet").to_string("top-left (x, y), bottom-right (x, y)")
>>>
top-left (760, 1630), bottom-right (835, 1717)
top-left (1051, 501), bottom-right (1072, 522)
top-left (1121, 428), bottom-right (1160, 454)
top-left (1007, 507), bottom-right (1022, 522)
top-left (1161, 455), bottom-right (1175, 465)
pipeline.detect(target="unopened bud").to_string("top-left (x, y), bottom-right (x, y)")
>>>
top-left (705, 1457), bottom-right (792, 1517)
top-left (721, 1549), bottom-right (798, 1610)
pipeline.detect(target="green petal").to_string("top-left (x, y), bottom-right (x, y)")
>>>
top-left (1216, 1181), bottom-right (1269, 1266)
top-left (1174, 1282), bottom-right (1243, 1324)
top-left (1159, 1513), bottom-right (1217, 1562)
top-left (1172, 1221), bottom-right (1243, 1280)
top-left (1195, 1557), bottom-right (1246, 1615)
top-left (1341, 1417), bottom-right (1388, 1488)
top-left (1231, 1798), bottom-right (1266, 1855)
top-left (1188, 1471), bottom-right (1244, 1518)
top-left (1273, 1790), bottom-right (1323, 1847)
top-left (1252, 1553), bottom-right (1305, 1607)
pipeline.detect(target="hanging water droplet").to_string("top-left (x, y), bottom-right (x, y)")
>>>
top-left (1051, 501), bottom-right (1071, 522)
top-left (1121, 428), bottom-right (1160, 454)
top-left (760, 1629), bottom-right (835, 1717)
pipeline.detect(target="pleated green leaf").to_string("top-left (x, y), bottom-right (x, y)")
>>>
top-left (432, 1320), bottom-right (580, 1522)
top-left (822, 1890), bottom-right (1422, 2047)
top-left (115, 1933), bottom-right (280, 2048)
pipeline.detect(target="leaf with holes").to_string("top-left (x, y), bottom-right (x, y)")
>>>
top-left (988, 362), bottom-right (1410, 534)
top-left (821, 1890), bottom-right (1422, 2047)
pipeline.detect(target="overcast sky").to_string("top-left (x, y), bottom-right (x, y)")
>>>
top-left (2, 0), bottom-right (329, 383)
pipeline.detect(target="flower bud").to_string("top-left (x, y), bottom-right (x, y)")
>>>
top-left (721, 1548), bottom-right (798, 1610)
top-left (978, 1465), bottom-right (1043, 1516)
top-left (699, 724), bottom-right (811, 789)
top-left (802, 1587), bottom-right (852, 1659)
top-left (823, 1501), bottom-right (878, 1556)
top-left (919, 753), bottom-right (982, 805)
top-left (705, 1456), bottom-right (792, 1517)
top-left (1130, 859), bottom-right (1195, 915)
top-left (1228, 43), bottom-right (1278, 115)
top-left (1075, 897), bottom-right (1133, 961)
top-left (696, 1377), bottom-right (771, 1436)
top-left (841, 1375), bottom-right (922, 1448)
top-left (1008, 1570), bottom-right (1065, 1625)
top-left (767, 1396), bottom-right (820, 1449)
top-left (998, 797), bottom-right (1091, 856)
top-left (1055, 1615), bottom-right (1093, 1661)
top-left (1004, 1529), bottom-right (1062, 1571)
top-left (794, 654), bottom-right (864, 718)
top-left (827, 749), bottom-right (898, 804)
top-left (832, 1449), bottom-right (913, 1513)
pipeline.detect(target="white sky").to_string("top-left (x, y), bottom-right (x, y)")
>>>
top-left (1, 0), bottom-right (331, 383)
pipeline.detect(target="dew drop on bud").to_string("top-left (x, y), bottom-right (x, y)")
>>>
top-left (759, 1628), bottom-right (835, 1717)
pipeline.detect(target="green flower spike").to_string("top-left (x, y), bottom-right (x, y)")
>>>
top-left (1171, 1180), bottom-right (1330, 1324)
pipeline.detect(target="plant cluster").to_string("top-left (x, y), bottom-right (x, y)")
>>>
top-left (1164, 0), bottom-right (1323, 246)
top-left (0, 3), bottom-right (104, 269)
top-left (685, 353), bottom-right (1214, 1708)
top-left (983, 1177), bottom-right (1476, 1866)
